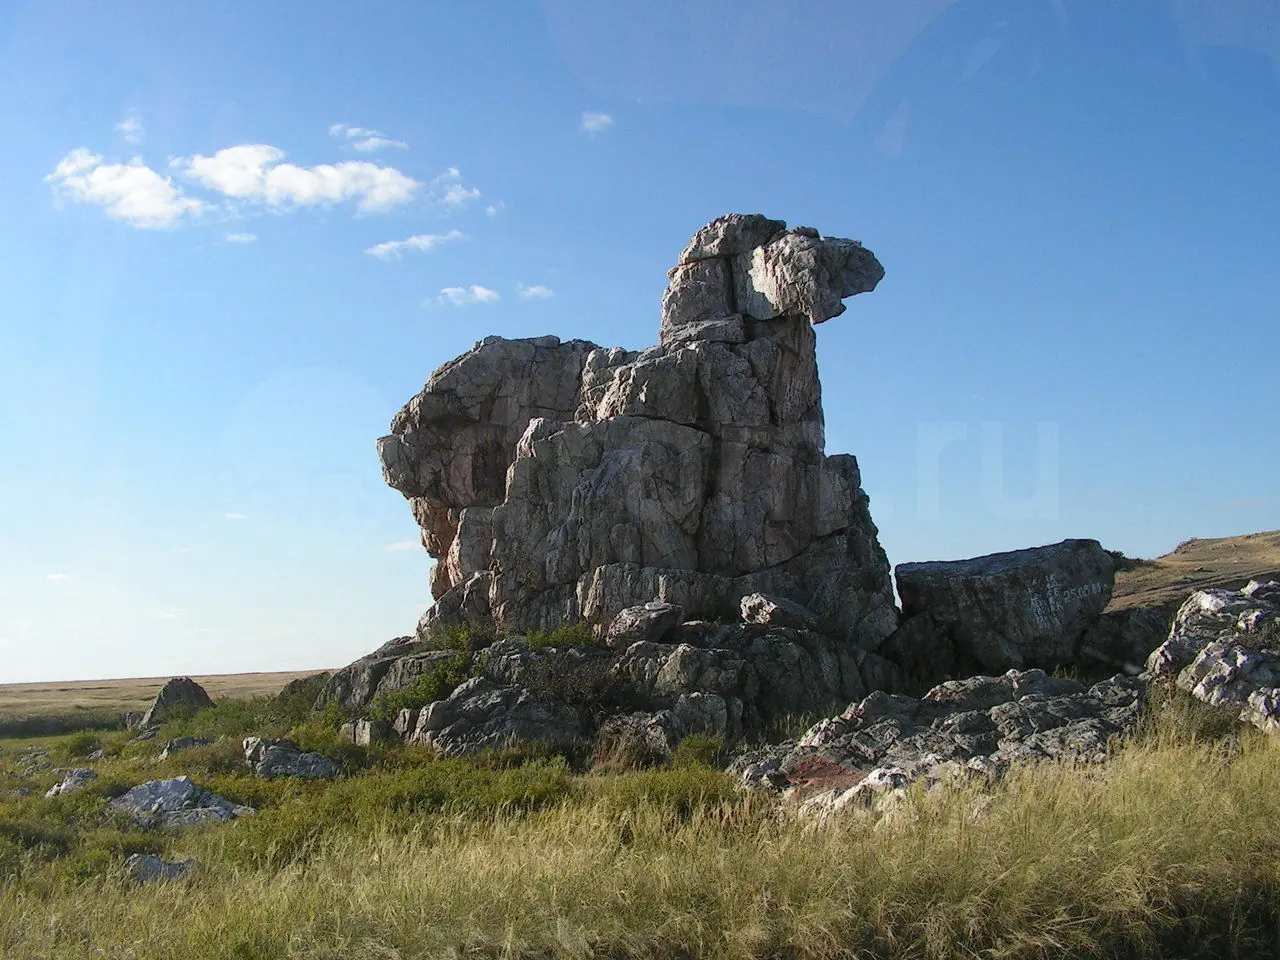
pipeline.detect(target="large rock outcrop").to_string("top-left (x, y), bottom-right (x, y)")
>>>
top-left (1145, 580), bottom-right (1280, 733)
top-left (377, 214), bottom-right (897, 649)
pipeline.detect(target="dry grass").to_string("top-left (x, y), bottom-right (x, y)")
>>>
top-left (3, 695), bottom-right (1280, 958)
top-left (1110, 529), bottom-right (1280, 618)
top-left (0, 670), bottom-right (329, 719)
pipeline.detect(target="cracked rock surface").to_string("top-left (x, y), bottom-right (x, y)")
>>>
top-left (730, 668), bottom-right (1143, 812)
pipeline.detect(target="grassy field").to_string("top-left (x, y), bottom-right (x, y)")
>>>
top-left (2, 683), bottom-right (1280, 958)
top-left (0, 670), bottom-right (328, 718)
top-left (1110, 529), bottom-right (1280, 618)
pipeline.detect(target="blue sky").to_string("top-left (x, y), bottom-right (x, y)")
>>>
top-left (1, 0), bottom-right (1277, 682)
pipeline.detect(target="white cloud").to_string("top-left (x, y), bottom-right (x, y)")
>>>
top-left (224, 231), bottom-right (257, 243)
top-left (353, 136), bottom-right (408, 152)
top-left (330, 123), bottom-right (408, 153)
top-left (365, 228), bottom-right (467, 260)
top-left (580, 111), bottom-right (614, 134)
top-left (439, 285), bottom-right (500, 306)
top-left (223, 512), bottom-right (246, 520)
top-left (45, 149), bottom-right (205, 229)
top-left (516, 283), bottom-right (555, 300)
top-left (116, 111), bottom-right (145, 144)
top-left (175, 144), bottom-right (420, 213)
top-left (45, 573), bottom-right (70, 582)
top-left (441, 184), bottom-right (481, 207)
top-left (384, 540), bottom-right (419, 552)
top-left (486, 202), bottom-right (504, 217)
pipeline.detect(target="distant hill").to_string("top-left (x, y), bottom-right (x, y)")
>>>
top-left (1108, 530), bottom-right (1280, 619)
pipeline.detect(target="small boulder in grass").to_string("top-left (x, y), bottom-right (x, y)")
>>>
top-left (140, 677), bottom-right (216, 726)
top-left (45, 768), bottom-right (97, 799)
top-left (124, 853), bottom-right (197, 884)
top-left (242, 737), bottom-right (340, 779)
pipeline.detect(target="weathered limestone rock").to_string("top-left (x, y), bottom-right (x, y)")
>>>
top-left (407, 676), bottom-right (581, 757)
top-left (376, 215), bottom-right (894, 652)
top-left (242, 738), bottom-right (339, 779)
top-left (1145, 582), bottom-right (1280, 733)
top-left (124, 853), bottom-right (197, 884)
top-left (108, 777), bottom-right (254, 829)
top-left (140, 677), bottom-right (215, 726)
top-left (732, 669), bottom-right (1142, 807)
top-left (45, 768), bottom-right (96, 798)
top-left (606, 602), bottom-right (685, 649)
top-left (883, 540), bottom-right (1116, 691)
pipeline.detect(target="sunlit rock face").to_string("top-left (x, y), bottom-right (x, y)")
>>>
top-left (377, 214), bottom-right (897, 651)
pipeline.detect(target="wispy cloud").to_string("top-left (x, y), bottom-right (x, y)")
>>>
top-left (45, 573), bottom-right (70, 582)
top-left (329, 122), bottom-right (408, 153)
top-left (174, 144), bottom-right (420, 213)
top-left (115, 111), bottom-right (145, 144)
top-left (485, 202), bottom-right (504, 217)
top-left (874, 97), bottom-right (911, 159)
top-left (580, 111), bottom-right (614, 135)
top-left (223, 231), bottom-right (257, 243)
top-left (385, 540), bottom-right (419, 552)
top-left (439, 285), bottom-right (500, 306)
top-left (223, 512), bottom-right (246, 520)
top-left (365, 229), bottom-right (467, 260)
top-left (516, 283), bottom-right (555, 300)
top-left (45, 149), bottom-right (205, 229)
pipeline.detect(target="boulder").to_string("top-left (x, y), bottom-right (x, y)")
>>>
top-left (124, 854), bottom-right (197, 884)
top-left (140, 677), bottom-right (215, 726)
top-left (242, 738), bottom-right (340, 779)
top-left (1145, 581), bottom-right (1280, 734)
top-left (732, 668), bottom-right (1142, 809)
top-left (276, 672), bottom-right (330, 703)
top-left (45, 768), bottom-right (96, 798)
top-left (1078, 607), bottom-right (1169, 674)
top-left (605, 601), bottom-right (685, 649)
top-left (740, 592), bottom-right (820, 630)
top-left (883, 539), bottom-right (1116, 691)
top-left (408, 677), bottom-right (582, 757)
top-left (107, 776), bottom-right (254, 829)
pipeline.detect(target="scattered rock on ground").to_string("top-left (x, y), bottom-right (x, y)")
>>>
top-left (123, 853), bottom-right (197, 884)
top-left (158, 736), bottom-right (213, 761)
top-left (1145, 581), bottom-right (1280, 733)
top-left (140, 677), bottom-right (216, 727)
top-left (107, 776), bottom-right (254, 829)
top-left (243, 737), bottom-right (340, 779)
top-left (731, 668), bottom-right (1142, 816)
top-left (45, 768), bottom-right (97, 798)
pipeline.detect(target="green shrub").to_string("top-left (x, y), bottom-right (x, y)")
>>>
top-left (421, 621), bottom-right (493, 653)
top-left (523, 621), bottom-right (599, 650)
top-left (672, 733), bottom-right (726, 769)
top-left (367, 654), bottom-right (469, 723)
top-left (589, 764), bottom-right (741, 818)
top-left (59, 732), bottom-right (103, 761)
